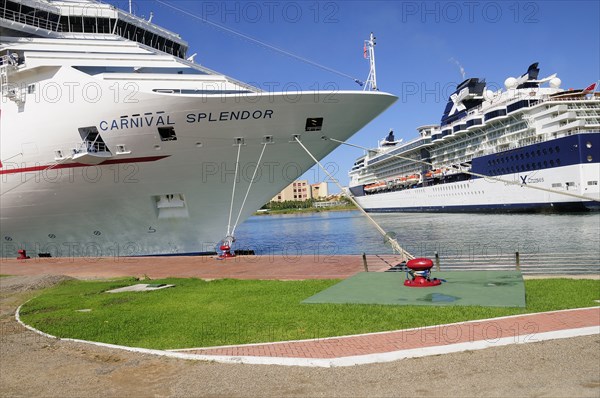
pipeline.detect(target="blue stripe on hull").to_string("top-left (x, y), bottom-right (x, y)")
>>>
top-left (364, 201), bottom-right (599, 213)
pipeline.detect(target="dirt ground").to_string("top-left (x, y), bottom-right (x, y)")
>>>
top-left (0, 275), bottom-right (599, 398)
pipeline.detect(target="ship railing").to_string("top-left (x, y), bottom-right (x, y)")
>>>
top-left (75, 140), bottom-right (108, 154)
top-left (1, 8), bottom-right (63, 32)
top-left (0, 53), bottom-right (19, 68)
top-left (389, 252), bottom-right (599, 275)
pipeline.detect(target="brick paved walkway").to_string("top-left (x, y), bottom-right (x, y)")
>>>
top-left (0, 255), bottom-right (392, 280)
top-left (171, 307), bottom-right (599, 366)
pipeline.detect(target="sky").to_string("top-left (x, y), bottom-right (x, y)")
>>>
top-left (107, 0), bottom-right (600, 190)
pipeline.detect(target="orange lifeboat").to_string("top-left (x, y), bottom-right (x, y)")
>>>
top-left (406, 174), bottom-right (420, 184)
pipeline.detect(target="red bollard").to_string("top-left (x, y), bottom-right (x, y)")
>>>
top-left (17, 249), bottom-right (31, 260)
top-left (404, 258), bottom-right (441, 287)
top-left (218, 244), bottom-right (235, 259)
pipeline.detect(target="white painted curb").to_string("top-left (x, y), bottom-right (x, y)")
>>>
top-left (15, 305), bottom-right (600, 368)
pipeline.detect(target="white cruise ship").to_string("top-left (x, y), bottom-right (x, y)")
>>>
top-left (0, 0), bottom-right (396, 257)
top-left (349, 63), bottom-right (600, 212)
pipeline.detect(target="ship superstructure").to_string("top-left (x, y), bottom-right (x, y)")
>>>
top-left (1, 0), bottom-right (396, 256)
top-left (349, 63), bottom-right (599, 212)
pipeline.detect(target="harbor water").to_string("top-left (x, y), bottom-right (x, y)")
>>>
top-left (234, 211), bottom-right (600, 274)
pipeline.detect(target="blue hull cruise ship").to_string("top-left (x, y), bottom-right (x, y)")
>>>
top-left (349, 64), bottom-right (600, 212)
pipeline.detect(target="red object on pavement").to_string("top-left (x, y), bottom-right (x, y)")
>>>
top-left (404, 257), bottom-right (441, 287)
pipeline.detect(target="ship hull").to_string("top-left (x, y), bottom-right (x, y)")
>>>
top-left (353, 161), bottom-right (600, 213)
top-left (1, 91), bottom-right (396, 257)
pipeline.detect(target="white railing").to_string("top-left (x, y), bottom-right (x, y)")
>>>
top-left (1, 8), bottom-right (63, 32)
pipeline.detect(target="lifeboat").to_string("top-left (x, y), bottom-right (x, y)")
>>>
top-left (406, 174), bottom-right (420, 184)
top-left (432, 169), bottom-right (444, 177)
top-left (364, 183), bottom-right (377, 192)
top-left (424, 171), bottom-right (433, 178)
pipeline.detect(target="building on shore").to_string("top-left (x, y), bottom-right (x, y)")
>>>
top-left (271, 180), bottom-right (329, 202)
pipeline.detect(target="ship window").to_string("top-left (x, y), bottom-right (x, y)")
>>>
top-left (556, 159), bottom-right (561, 165)
top-left (549, 147), bottom-right (554, 154)
top-left (552, 183), bottom-right (562, 188)
top-left (543, 161), bottom-right (548, 167)
top-left (525, 152), bottom-right (530, 158)
top-left (566, 182), bottom-right (575, 187)
top-left (555, 146), bottom-right (560, 153)
top-left (588, 155), bottom-right (593, 162)
top-left (305, 117), bottom-right (324, 132)
top-left (537, 162), bottom-right (542, 168)
top-left (520, 154), bottom-right (524, 160)
top-left (543, 149), bottom-right (547, 155)
top-left (586, 142), bottom-right (593, 149)
top-left (550, 160), bottom-right (554, 166)
top-left (27, 84), bottom-right (35, 94)
top-left (588, 181), bottom-right (598, 186)
top-left (531, 151), bottom-right (535, 157)
top-left (536, 150), bottom-right (541, 156)
top-left (158, 127), bottom-right (177, 141)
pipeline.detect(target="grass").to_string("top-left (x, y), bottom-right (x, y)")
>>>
top-left (19, 278), bottom-right (600, 350)
top-left (0, 275), bottom-right (12, 278)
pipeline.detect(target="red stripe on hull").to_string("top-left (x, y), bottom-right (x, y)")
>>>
top-left (0, 156), bottom-right (169, 175)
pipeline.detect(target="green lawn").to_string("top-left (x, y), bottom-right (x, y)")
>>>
top-left (19, 278), bottom-right (600, 350)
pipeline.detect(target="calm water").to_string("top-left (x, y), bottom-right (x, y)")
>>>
top-left (234, 210), bottom-right (600, 262)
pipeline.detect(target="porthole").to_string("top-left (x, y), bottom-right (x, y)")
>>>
top-left (4, 236), bottom-right (12, 241)
top-left (555, 146), bottom-right (560, 153)
top-left (93, 231), bottom-right (102, 236)
top-left (588, 155), bottom-right (593, 162)
top-left (586, 142), bottom-right (592, 149)
top-left (48, 234), bottom-right (56, 239)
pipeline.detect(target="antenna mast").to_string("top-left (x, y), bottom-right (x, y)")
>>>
top-left (363, 32), bottom-right (378, 91)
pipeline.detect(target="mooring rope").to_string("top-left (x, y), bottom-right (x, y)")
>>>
top-left (153, 0), bottom-right (363, 85)
top-left (225, 143), bottom-right (242, 238)
top-left (231, 142), bottom-right (268, 237)
top-left (328, 138), bottom-right (600, 203)
top-left (294, 137), bottom-right (415, 261)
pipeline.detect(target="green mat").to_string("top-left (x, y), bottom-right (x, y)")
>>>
top-left (303, 271), bottom-right (525, 307)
